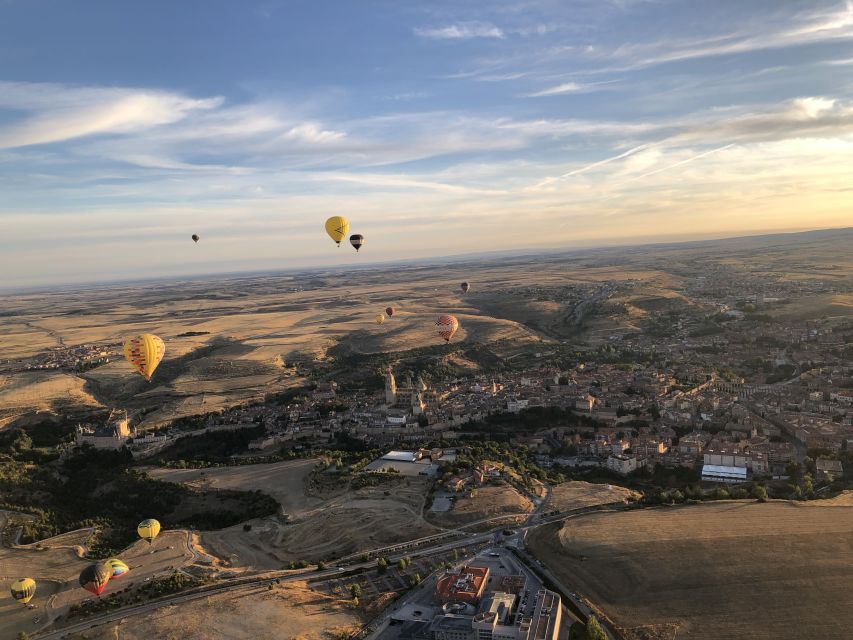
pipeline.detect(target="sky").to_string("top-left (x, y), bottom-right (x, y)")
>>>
top-left (1, 0), bottom-right (853, 288)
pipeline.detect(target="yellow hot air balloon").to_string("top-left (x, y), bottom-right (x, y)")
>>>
top-left (375, 314), bottom-right (385, 325)
top-left (325, 216), bottom-right (350, 246)
top-left (137, 518), bottom-right (161, 544)
top-left (123, 334), bottom-right (165, 381)
top-left (10, 578), bottom-right (36, 604)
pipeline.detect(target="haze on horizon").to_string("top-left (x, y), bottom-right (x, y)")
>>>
top-left (2, 0), bottom-right (853, 288)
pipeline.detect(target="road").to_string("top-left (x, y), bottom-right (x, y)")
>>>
top-left (33, 498), bottom-right (627, 640)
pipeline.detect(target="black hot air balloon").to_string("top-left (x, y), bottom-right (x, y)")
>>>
top-left (79, 562), bottom-right (111, 596)
top-left (191, 234), bottom-right (200, 243)
top-left (460, 282), bottom-right (470, 294)
top-left (349, 234), bottom-right (364, 252)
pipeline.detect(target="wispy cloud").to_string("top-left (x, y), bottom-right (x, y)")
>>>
top-left (525, 79), bottom-right (618, 97)
top-left (526, 82), bottom-right (584, 97)
top-left (414, 21), bottom-right (504, 40)
top-left (594, 1), bottom-right (853, 70)
top-left (0, 82), bottom-right (221, 149)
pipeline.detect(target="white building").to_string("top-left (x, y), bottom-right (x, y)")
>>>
top-left (606, 454), bottom-right (638, 475)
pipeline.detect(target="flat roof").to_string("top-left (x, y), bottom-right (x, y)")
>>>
top-left (702, 464), bottom-right (748, 478)
top-left (383, 450), bottom-right (418, 462)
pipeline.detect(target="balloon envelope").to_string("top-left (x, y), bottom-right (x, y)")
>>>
top-left (123, 334), bottom-right (165, 381)
top-left (137, 518), bottom-right (161, 544)
top-left (349, 234), bottom-right (364, 252)
top-left (460, 282), bottom-right (470, 294)
top-left (106, 558), bottom-right (129, 578)
top-left (10, 578), bottom-right (36, 604)
top-left (385, 307), bottom-right (395, 317)
top-left (191, 234), bottom-right (200, 243)
top-left (79, 563), bottom-right (111, 596)
top-left (325, 216), bottom-right (350, 246)
top-left (436, 315), bottom-right (460, 342)
top-left (375, 314), bottom-right (386, 325)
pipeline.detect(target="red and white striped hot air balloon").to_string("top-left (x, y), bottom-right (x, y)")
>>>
top-left (435, 315), bottom-right (459, 343)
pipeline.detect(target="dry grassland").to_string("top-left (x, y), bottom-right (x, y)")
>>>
top-left (426, 483), bottom-right (533, 528)
top-left (78, 580), bottom-right (361, 640)
top-left (0, 528), bottom-right (194, 637)
top-left (148, 458), bottom-right (323, 518)
top-left (149, 463), bottom-right (439, 567)
top-left (527, 500), bottom-right (853, 640)
top-left (547, 481), bottom-right (641, 512)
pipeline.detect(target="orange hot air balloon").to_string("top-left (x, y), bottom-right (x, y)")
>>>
top-left (385, 307), bottom-right (395, 317)
top-left (123, 334), bottom-right (166, 381)
top-left (435, 315), bottom-right (459, 343)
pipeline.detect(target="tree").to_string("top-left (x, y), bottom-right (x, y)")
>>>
top-left (803, 473), bottom-right (814, 497)
top-left (451, 549), bottom-right (458, 561)
top-left (377, 557), bottom-right (388, 574)
top-left (752, 485), bottom-right (768, 502)
top-left (350, 583), bottom-right (362, 599)
top-left (586, 616), bottom-right (607, 640)
top-left (318, 561), bottom-right (327, 571)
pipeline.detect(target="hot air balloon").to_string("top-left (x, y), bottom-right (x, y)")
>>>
top-left (105, 559), bottom-right (129, 579)
top-left (123, 334), bottom-right (166, 382)
top-left (325, 216), bottom-right (350, 246)
top-left (385, 307), bottom-right (395, 317)
top-left (349, 234), bottom-right (364, 252)
top-left (460, 282), bottom-right (470, 294)
top-left (79, 563), bottom-right (111, 596)
top-left (137, 518), bottom-right (161, 545)
top-left (375, 314), bottom-right (386, 325)
top-left (436, 315), bottom-right (459, 343)
top-left (10, 578), bottom-right (36, 605)
top-left (191, 234), bottom-right (200, 243)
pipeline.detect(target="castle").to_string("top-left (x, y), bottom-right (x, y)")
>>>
top-left (75, 409), bottom-right (130, 450)
top-left (385, 367), bottom-right (427, 416)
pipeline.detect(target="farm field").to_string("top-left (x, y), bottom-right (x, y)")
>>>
top-left (527, 499), bottom-right (853, 640)
top-left (81, 580), bottom-right (360, 640)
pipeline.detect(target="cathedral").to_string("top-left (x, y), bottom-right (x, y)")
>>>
top-left (384, 367), bottom-right (427, 415)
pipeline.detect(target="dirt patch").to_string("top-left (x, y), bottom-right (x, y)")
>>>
top-left (426, 482), bottom-right (532, 528)
top-left (527, 501), bottom-right (853, 640)
top-left (547, 481), bottom-right (641, 512)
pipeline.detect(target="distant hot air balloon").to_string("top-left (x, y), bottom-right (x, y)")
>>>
top-left (375, 314), bottom-right (386, 325)
top-left (79, 563), bottom-right (111, 596)
top-left (105, 558), bottom-right (129, 579)
top-left (123, 334), bottom-right (165, 382)
top-left (436, 315), bottom-right (459, 343)
top-left (191, 234), bottom-right (200, 243)
top-left (349, 234), bottom-right (364, 252)
top-left (460, 282), bottom-right (470, 294)
top-left (385, 307), bottom-right (396, 317)
top-left (10, 578), bottom-right (36, 605)
top-left (325, 216), bottom-right (350, 246)
top-left (137, 518), bottom-right (161, 545)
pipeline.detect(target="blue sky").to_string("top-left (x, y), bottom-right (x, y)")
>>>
top-left (1, 0), bottom-right (853, 287)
